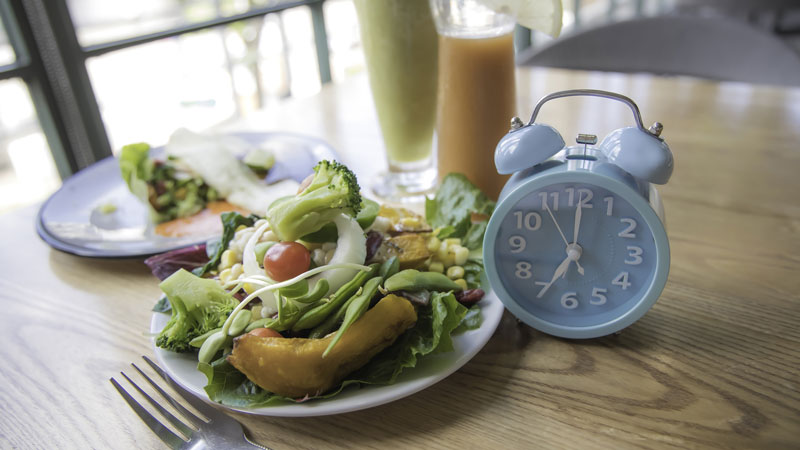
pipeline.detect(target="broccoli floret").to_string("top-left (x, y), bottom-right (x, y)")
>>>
top-left (154, 269), bottom-right (238, 353)
top-left (266, 160), bottom-right (362, 241)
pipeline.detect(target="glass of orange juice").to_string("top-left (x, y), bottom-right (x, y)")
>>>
top-left (430, 0), bottom-right (517, 200)
top-left (354, 0), bottom-right (439, 201)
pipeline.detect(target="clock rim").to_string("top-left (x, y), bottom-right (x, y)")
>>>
top-left (484, 169), bottom-right (670, 339)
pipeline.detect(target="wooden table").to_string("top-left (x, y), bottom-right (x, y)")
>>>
top-left (1, 68), bottom-right (798, 449)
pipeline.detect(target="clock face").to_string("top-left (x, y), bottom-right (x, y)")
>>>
top-left (492, 181), bottom-right (659, 330)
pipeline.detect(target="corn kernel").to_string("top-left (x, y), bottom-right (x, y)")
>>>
top-left (437, 242), bottom-right (450, 261)
top-left (441, 253), bottom-right (455, 268)
top-left (229, 263), bottom-right (243, 280)
top-left (454, 278), bottom-right (468, 290)
top-left (447, 265), bottom-right (465, 280)
top-left (218, 268), bottom-right (232, 284)
top-left (235, 224), bottom-right (248, 232)
top-left (427, 236), bottom-right (441, 253)
top-left (219, 249), bottom-right (237, 270)
top-left (453, 245), bottom-right (470, 266)
top-left (372, 216), bottom-right (393, 233)
top-left (312, 248), bottom-right (326, 267)
top-left (400, 217), bottom-right (420, 228)
top-left (324, 249), bottom-right (336, 264)
top-left (444, 238), bottom-right (462, 247)
top-left (429, 261), bottom-right (444, 273)
top-left (243, 283), bottom-right (258, 294)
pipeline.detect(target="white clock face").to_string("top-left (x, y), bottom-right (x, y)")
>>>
top-left (493, 182), bottom-right (658, 328)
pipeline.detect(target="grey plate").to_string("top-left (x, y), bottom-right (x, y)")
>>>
top-left (36, 132), bottom-right (337, 258)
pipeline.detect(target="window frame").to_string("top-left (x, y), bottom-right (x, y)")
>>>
top-left (0, 0), bottom-right (330, 179)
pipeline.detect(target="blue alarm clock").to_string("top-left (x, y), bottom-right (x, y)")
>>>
top-left (484, 89), bottom-right (673, 339)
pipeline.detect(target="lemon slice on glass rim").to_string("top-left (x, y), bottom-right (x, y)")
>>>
top-left (477, 0), bottom-right (563, 37)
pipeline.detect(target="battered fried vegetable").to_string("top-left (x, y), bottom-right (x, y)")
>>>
top-left (227, 295), bottom-right (417, 398)
top-left (372, 234), bottom-right (431, 269)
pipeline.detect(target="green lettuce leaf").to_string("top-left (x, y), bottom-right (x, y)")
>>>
top-left (454, 304), bottom-right (483, 334)
top-left (119, 143), bottom-right (167, 223)
top-left (201, 291), bottom-right (473, 407)
top-left (425, 173), bottom-right (495, 250)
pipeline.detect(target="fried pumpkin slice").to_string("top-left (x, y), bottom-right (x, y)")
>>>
top-left (373, 233), bottom-right (432, 269)
top-left (227, 295), bottom-right (417, 398)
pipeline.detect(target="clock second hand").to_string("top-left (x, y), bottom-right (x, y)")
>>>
top-left (544, 202), bottom-right (585, 276)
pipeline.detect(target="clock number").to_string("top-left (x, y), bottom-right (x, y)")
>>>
top-left (513, 211), bottom-right (541, 231)
top-left (567, 187), bottom-right (595, 207)
top-left (576, 188), bottom-right (593, 208)
top-left (534, 281), bottom-right (549, 298)
top-left (515, 261), bottom-right (532, 279)
top-left (618, 218), bottom-right (637, 238)
top-left (539, 191), bottom-right (559, 211)
top-left (591, 287), bottom-right (608, 305)
top-left (509, 235), bottom-right (526, 253)
top-left (561, 292), bottom-right (579, 309)
top-left (625, 246), bottom-right (643, 265)
top-left (565, 188), bottom-right (575, 207)
top-left (612, 271), bottom-right (632, 290)
top-left (604, 196), bottom-right (614, 216)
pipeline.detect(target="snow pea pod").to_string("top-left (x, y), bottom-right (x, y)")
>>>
top-left (323, 276), bottom-right (383, 356)
top-left (198, 331), bottom-right (226, 364)
top-left (292, 263), bottom-right (379, 331)
top-left (276, 278), bottom-right (309, 299)
top-left (286, 279), bottom-right (329, 304)
top-left (379, 256), bottom-right (400, 280)
top-left (189, 327), bottom-right (221, 348)
top-left (309, 258), bottom-right (397, 339)
top-left (227, 309), bottom-right (253, 336)
top-left (384, 269), bottom-right (463, 293)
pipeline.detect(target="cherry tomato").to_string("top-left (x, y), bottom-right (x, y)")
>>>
top-left (248, 328), bottom-right (283, 338)
top-left (263, 241), bottom-right (311, 282)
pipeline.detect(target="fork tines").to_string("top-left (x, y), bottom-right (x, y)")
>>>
top-left (110, 356), bottom-right (267, 450)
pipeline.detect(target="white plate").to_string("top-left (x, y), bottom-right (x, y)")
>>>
top-left (36, 132), bottom-right (337, 258)
top-left (150, 289), bottom-right (504, 417)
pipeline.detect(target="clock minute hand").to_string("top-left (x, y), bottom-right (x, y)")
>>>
top-left (571, 192), bottom-right (585, 276)
top-left (573, 192), bottom-right (583, 244)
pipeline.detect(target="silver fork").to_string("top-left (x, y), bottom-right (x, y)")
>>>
top-left (110, 355), bottom-right (270, 450)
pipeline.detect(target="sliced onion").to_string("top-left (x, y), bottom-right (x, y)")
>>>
top-left (241, 222), bottom-right (278, 311)
top-left (308, 213), bottom-right (367, 293)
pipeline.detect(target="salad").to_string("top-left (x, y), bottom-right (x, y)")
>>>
top-left (146, 161), bottom-right (495, 407)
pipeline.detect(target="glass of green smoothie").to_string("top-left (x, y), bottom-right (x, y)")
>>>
top-left (354, 0), bottom-right (439, 201)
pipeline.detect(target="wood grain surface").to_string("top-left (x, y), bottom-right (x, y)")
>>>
top-left (1, 68), bottom-right (798, 449)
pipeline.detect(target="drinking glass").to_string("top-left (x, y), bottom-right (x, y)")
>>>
top-left (430, 0), bottom-right (517, 200)
top-left (354, 0), bottom-right (439, 201)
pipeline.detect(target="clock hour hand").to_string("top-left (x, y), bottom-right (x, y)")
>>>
top-left (571, 192), bottom-right (585, 275)
top-left (536, 255), bottom-right (572, 298)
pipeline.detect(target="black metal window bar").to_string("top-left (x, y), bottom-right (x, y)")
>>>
top-left (0, 0), bottom-right (330, 180)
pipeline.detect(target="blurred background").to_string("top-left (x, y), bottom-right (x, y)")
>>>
top-left (1, 0), bottom-right (799, 213)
